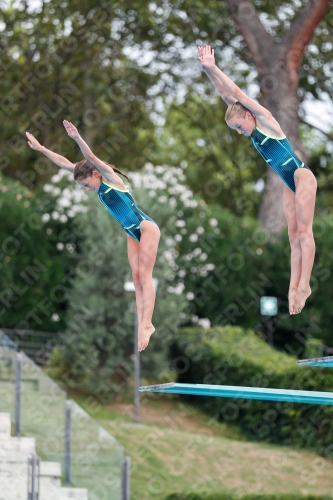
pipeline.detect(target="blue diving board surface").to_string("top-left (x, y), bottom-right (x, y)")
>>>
top-left (298, 356), bottom-right (333, 367)
top-left (139, 383), bottom-right (333, 405)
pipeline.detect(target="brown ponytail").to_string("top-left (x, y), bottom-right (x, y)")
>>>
top-left (74, 159), bottom-right (130, 182)
top-left (104, 162), bottom-right (130, 182)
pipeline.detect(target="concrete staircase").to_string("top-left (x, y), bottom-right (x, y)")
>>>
top-left (0, 413), bottom-right (88, 500)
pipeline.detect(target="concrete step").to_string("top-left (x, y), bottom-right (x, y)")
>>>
top-left (0, 459), bottom-right (29, 500)
top-left (0, 413), bottom-right (11, 437)
top-left (39, 487), bottom-right (88, 500)
top-left (0, 436), bottom-right (35, 454)
top-left (40, 461), bottom-right (62, 489)
top-left (0, 457), bottom-right (88, 500)
top-left (0, 412), bottom-right (88, 500)
top-left (39, 461), bottom-right (88, 500)
top-left (57, 488), bottom-right (88, 500)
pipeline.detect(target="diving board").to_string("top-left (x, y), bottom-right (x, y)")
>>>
top-left (139, 383), bottom-right (333, 405)
top-left (298, 356), bottom-right (333, 368)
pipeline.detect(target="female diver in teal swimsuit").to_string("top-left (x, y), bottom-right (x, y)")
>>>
top-left (26, 122), bottom-right (160, 351)
top-left (199, 45), bottom-right (317, 315)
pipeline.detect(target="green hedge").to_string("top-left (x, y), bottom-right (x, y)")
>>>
top-left (164, 495), bottom-right (330, 500)
top-left (170, 326), bottom-right (333, 454)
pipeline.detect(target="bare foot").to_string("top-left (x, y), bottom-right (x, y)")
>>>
top-left (294, 287), bottom-right (311, 314)
top-left (138, 324), bottom-right (155, 352)
top-left (288, 287), bottom-right (297, 315)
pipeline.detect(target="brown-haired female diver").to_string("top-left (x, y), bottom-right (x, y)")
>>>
top-left (26, 124), bottom-right (160, 352)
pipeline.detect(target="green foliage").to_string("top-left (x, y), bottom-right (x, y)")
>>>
top-left (2, 0), bottom-right (332, 208)
top-left (157, 1), bottom-right (333, 212)
top-left (158, 92), bottom-right (264, 217)
top-left (174, 202), bottom-right (269, 330)
top-left (0, 173), bottom-right (77, 331)
top-left (3, 158), bottom-right (333, 360)
top-left (305, 338), bottom-right (323, 359)
top-left (170, 325), bottom-right (333, 453)
top-left (47, 347), bottom-right (72, 381)
top-left (264, 214), bottom-right (333, 350)
top-left (0, 0), bottom-right (157, 187)
top-left (172, 209), bottom-right (333, 351)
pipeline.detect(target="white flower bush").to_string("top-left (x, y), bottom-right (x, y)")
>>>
top-left (130, 163), bottom-right (216, 327)
top-left (42, 169), bottom-right (88, 220)
top-left (130, 163), bottom-right (198, 208)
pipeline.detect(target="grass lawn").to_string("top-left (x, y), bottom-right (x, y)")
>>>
top-left (69, 389), bottom-right (333, 500)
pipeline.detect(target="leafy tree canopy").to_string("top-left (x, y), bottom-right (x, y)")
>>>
top-left (1, 0), bottom-right (332, 204)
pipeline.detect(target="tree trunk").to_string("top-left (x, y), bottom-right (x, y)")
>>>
top-left (226, 0), bottom-right (330, 236)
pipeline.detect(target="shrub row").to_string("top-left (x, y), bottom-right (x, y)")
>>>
top-left (170, 326), bottom-right (333, 454)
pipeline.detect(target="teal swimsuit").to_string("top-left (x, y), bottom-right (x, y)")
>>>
top-left (97, 181), bottom-right (157, 241)
top-left (250, 127), bottom-right (311, 192)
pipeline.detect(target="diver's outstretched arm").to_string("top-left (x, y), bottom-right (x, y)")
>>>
top-left (199, 45), bottom-right (271, 119)
top-left (198, 46), bottom-right (236, 105)
top-left (26, 132), bottom-right (75, 172)
top-left (63, 120), bottom-right (126, 189)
